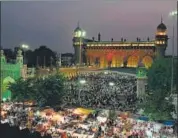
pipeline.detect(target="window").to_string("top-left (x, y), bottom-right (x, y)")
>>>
top-left (132, 44), bottom-right (138, 46)
top-left (156, 32), bottom-right (166, 36)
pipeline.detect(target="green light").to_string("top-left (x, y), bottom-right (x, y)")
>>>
top-left (3, 98), bottom-right (7, 102)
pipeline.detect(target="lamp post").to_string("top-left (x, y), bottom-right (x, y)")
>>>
top-left (77, 30), bottom-right (86, 66)
top-left (109, 82), bottom-right (115, 86)
top-left (21, 44), bottom-right (29, 64)
top-left (78, 79), bottom-right (86, 105)
top-left (104, 71), bottom-right (108, 75)
top-left (169, 10), bottom-right (177, 94)
top-left (109, 82), bottom-right (115, 95)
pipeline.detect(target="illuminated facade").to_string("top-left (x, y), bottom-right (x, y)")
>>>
top-left (73, 20), bottom-right (168, 68)
top-left (1, 49), bottom-right (24, 100)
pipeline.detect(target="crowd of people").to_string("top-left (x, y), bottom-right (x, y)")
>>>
top-left (1, 102), bottom-right (177, 138)
top-left (1, 71), bottom-right (177, 138)
top-left (64, 71), bottom-right (137, 112)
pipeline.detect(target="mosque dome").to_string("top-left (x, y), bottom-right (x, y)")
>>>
top-left (157, 22), bottom-right (167, 30)
top-left (73, 22), bottom-right (86, 38)
top-left (74, 26), bottom-right (82, 32)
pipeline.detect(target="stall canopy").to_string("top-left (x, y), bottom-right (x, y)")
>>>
top-left (163, 120), bottom-right (175, 126)
top-left (73, 108), bottom-right (94, 115)
top-left (138, 116), bottom-right (149, 121)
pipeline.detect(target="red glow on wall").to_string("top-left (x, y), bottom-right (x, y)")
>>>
top-left (106, 52), bottom-right (114, 61)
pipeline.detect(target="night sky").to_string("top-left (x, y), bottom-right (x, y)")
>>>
top-left (1, 0), bottom-right (177, 55)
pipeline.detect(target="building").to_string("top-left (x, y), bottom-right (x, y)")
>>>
top-left (61, 53), bottom-right (74, 66)
top-left (73, 19), bottom-right (168, 68)
top-left (1, 49), bottom-right (26, 100)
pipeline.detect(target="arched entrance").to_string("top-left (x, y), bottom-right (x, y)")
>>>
top-left (116, 56), bottom-right (124, 67)
top-left (106, 52), bottom-right (114, 67)
top-left (127, 55), bottom-right (139, 67)
top-left (2, 76), bottom-right (15, 101)
top-left (142, 56), bottom-right (153, 68)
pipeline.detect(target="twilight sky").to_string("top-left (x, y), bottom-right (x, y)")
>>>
top-left (1, 0), bottom-right (177, 55)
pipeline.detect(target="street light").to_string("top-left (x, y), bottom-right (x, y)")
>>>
top-left (104, 71), bottom-right (108, 74)
top-left (109, 82), bottom-right (115, 86)
top-left (21, 44), bottom-right (29, 49)
top-left (169, 11), bottom-right (177, 16)
top-left (78, 79), bottom-right (86, 105)
top-left (79, 79), bottom-right (86, 84)
top-left (21, 44), bottom-right (29, 64)
top-left (77, 30), bottom-right (86, 66)
top-left (109, 82), bottom-right (116, 95)
top-left (169, 10), bottom-right (177, 94)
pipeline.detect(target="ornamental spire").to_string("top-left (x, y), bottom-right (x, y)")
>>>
top-left (161, 15), bottom-right (163, 23)
top-left (77, 21), bottom-right (80, 28)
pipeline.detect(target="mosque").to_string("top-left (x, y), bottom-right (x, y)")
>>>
top-left (72, 19), bottom-right (168, 68)
top-left (0, 49), bottom-right (26, 100)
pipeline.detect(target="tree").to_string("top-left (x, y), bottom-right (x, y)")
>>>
top-left (139, 57), bottom-right (176, 120)
top-left (9, 78), bottom-right (35, 106)
top-left (3, 49), bottom-right (15, 62)
top-left (33, 46), bottom-right (56, 67)
top-left (25, 50), bottom-right (34, 67)
top-left (9, 73), bottom-right (66, 107)
top-left (36, 73), bottom-right (66, 106)
top-left (147, 57), bottom-right (171, 92)
top-left (140, 89), bottom-right (175, 120)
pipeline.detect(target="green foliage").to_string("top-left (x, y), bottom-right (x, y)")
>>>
top-left (147, 57), bottom-right (171, 92)
top-left (108, 110), bottom-right (117, 121)
top-left (9, 73), bottom-right (66, 107)
top-left (36, 74), bottom-right (66, 107)
top-left (139, 57), bottom-right (176, 120)
top-left (141, 90), bottom-right (175, 120)
top-left (10, 78), bottom-right (34, 102)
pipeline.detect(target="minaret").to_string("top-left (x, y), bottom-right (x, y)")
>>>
top-left (155, 17), bottom-right (168, 58)
top-left (72, 22), bottom-right (86, 65)
top-left (98, 33), bottom-right (101, 41)
top-left (1, 50), bottom-right (6, 64)
top-left (16, 49), bottom-right (23, 66)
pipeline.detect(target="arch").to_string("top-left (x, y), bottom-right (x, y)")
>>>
top-left (2, 76), bottom-right (15, 100)
top-left (127, 55), bottom-right (139, 67)
top-left (115, 56), bottom-right (124, 67)
top-left (141, 56), bottom-right (153, 68)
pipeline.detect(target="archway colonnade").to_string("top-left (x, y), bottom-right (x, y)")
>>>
top-left (86, 49), bottom-right (154, 68)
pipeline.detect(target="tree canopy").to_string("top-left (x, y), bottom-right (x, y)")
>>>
top-left (36, 74), bottom-right (66, 107)
top-left (139, 57), bottom-right (177, 120)
top-left (3, 46), bottom-right (57, 67)
top-left (10, 78), bottom-right (34, 102)
top-left (147, 57), bottom-right (171, 92)
top-left (26, 46), bottom-right (56, 67)
top-left (9, 73), bottom-right (66, 107)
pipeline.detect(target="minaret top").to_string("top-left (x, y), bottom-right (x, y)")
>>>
top-left (157, 16), bottom-right (167, 30)
top-left (74, 21), bottom-right (82, 32)
top-left (77, 21), bottom-right (80, 28)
